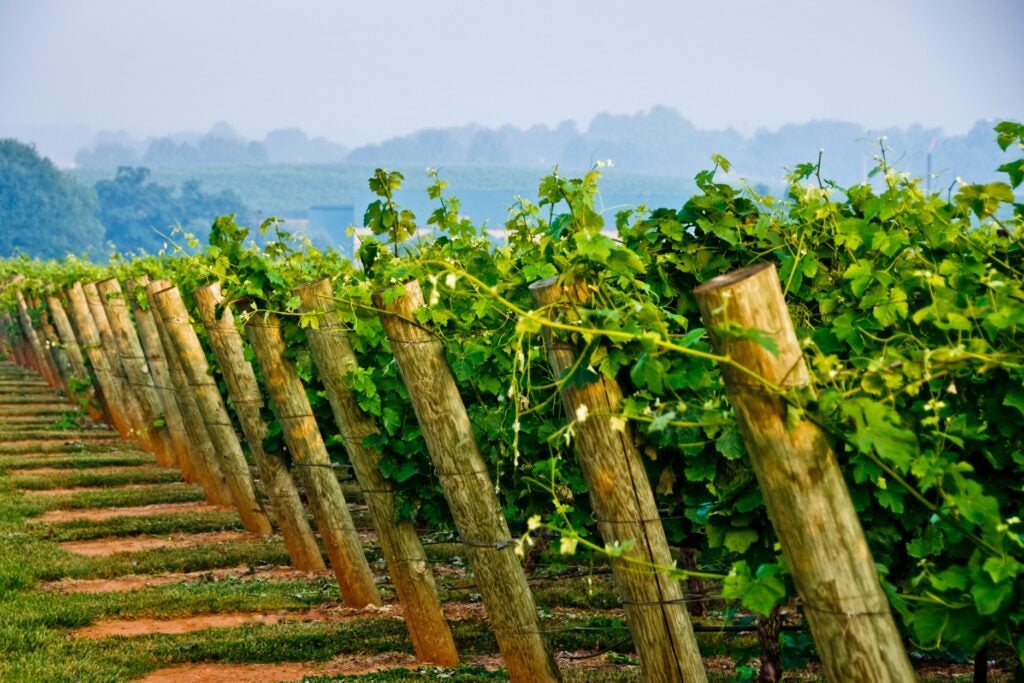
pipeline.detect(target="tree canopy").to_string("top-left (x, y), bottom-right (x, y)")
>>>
top-left (0, 138), bottom-right (106, 258)
top-left (95, 166), bottom-right (248, 253)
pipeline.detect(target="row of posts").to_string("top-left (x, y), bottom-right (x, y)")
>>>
top-left (1, 266), bottom-right (916, 682)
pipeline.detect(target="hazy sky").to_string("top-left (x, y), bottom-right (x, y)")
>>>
top-left (2, 0), bottom-right (1022, 156)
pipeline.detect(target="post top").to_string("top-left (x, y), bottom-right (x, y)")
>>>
top-left (693, 263), bottom-right (774, 296)
top-left (528, 276), bottom-right (560, 291)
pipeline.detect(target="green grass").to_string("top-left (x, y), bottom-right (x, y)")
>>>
top-left (9, 467), bottom-right (184, 490)
top-left (25, 482), bottom-right (204, 511)
top-left (0, 420), bottom-right (1009, 681)
top-left (40, 509), bottom-right (244, 542)
top-left (0, 451), bottom-right (157, 470)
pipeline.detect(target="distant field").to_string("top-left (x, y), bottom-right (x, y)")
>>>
top-left (72, 163), bottom-right (698, 224)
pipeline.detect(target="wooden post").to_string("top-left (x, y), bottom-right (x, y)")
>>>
top-left (0, 312), bottom-right (23, 365)
top-left (83, 281), bottom-right (151, 446)
top-left (125, 276), bottom-right (196, 481)
top-left (96, 278), bottom-right (178, 467)
top-left (376, 280), bottom-right (561, 683)
top-left (35, 301), bottom-right (72, 391)
top-left (151, 283), bottom-right (272, 535)
top-left (23, 291), bottom-right (62, 387)
top-left (531, 277), bottom-right (708, 683)
top-left (144, 278), bottom-right (232, 505)
top-left (245, 309), bottom-right (381, 607)
top-left (693, 263), bottom-right (915, 682)
top-left (45, 294), bottom-right (106, 422)
top-left (65, 282), bottom-right (134, 437)
top-left (12, 287), bottom-right (60, 387)
top-left (193, 282), bottom-right (325, 571)
top-left (296, 277), bottom-right (459, 665)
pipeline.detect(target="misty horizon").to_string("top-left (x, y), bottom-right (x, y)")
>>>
top-left (3, 1), bottom-right (1021, 169)
top-left (3, 105), bottom-right (1012, 171)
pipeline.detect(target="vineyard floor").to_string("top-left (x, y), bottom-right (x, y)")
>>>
top-left (0, 360), bottom-right (1004, 682)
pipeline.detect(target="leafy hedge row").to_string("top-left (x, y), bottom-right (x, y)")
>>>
top-left (3, 122), bottom-right (1022, 669)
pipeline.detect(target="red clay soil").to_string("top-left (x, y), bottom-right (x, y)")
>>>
top-left (36, 501), bottom-right (228, 523)
top-left (43, 565), bottom-right (332, 594)
top-left (136, 650), bottom-right (632, 682)
top-left (60, 530), bottom-right (255, 557)
top-left (73, 603), bottom-right (400, 639)
top-left (136, 652), bottom-right (420, 683)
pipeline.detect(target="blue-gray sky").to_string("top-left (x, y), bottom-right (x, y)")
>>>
top-left (2, 0), bottom-right (1022, 165)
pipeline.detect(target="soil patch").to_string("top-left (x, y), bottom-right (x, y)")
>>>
top-left (135, 652), bottom-right (418, 683)
top-left (60, 530), bottom-right (254, 556)
top-left (442, 601), bottom-right (486, 622)
top-left (43, 565), bottom-right (332, 593)
top-left (136, 649), bottom-right (633, 683)
top-left (74, 603), bottom-right (398, 639)
top-left (36, 501), bottom-right (227, 523)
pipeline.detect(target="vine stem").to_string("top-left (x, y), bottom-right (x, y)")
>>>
top-left (420, 260), bottom-right (787, 396)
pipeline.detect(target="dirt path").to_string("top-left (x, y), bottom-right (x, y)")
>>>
top-left (43, 565), bottom-right (332, 594)
top-left (136, 653), bottom-right (421, 683)
top-left (60, 530), bottom-right (255, 556)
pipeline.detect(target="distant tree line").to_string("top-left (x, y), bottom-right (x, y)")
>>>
top-left (1, 139), bottom-right (247, 259)
top-left (73, 107), bottom-right (1010, 188)
top-left (77, 122), bottom-right (351, 168)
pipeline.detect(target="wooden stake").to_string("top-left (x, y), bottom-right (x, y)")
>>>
top-left (245, 309), bottom-right (380, 607)
top-left (65, 282), bottom-right (133, 437)
top-left (83, 281), bottom-right (151, 447)
top-left (376, 280), bottom-right (561, 683)
top-left (0, 312), bottom-right (24, 366)
top-left (152, 284), bottom-right (272, 535)
top-left (96, 278), bottom-right (177, 467)
top-left (144, 278), bottom-right (232, 504)
top-left (531, 276), bottom-right (707, 683)
top-left (35, 301), bottom-right (71, 391)
top-left (193, 282), bottom-right (325, 571)
top-left (45, 294), bottom-right (106, 422)
top-left (296, 277), bottom-right (459, 665)
top-left (125, 276), bottom-right (195, 481)
top-left (12, 287), bottom-right (60, 388)
top-left (693, 263), bottom-right (915, 682)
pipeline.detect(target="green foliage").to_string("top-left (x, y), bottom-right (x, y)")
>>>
top-left (4, 120), bottom-right (1023, 670)
top-left (95, 166), bottom-right (248, 254)
top-left (0, 139), bottom-right (106, 259)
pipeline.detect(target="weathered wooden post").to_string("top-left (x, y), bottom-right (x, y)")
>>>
top-left (12, 286), bottom-right (61, 387)
top-left (0, 311), bottom-right (24, 366)
top-left (152, 283), bottom-right (272, 535)
top-left (693, 263), bottom-right (915, 682)
top-left (83, 281), bottom-right (151, 446)
top-left (531, 276), bottom-right (708, 683)
top-left (193, 282), bottom-right (325, 571)
top-left (1, 310), bottom-right (25, 367)
top-left (245, 308), bottom-right (381, 607)
top-left (296, 277), bottom-right (459, 665)
top-left (45, 294), bottom-right (106, 422)
top-left (65, 282), bottom-right (134, 437)
top-left (143, 278), bottom-right (232, 504)
top-left (124, 276), bottom-right (196, 481)
top-left (96, 278), bottom-right (177, 467)
top-left (376, 280), bottom-right (561, 683)
top-left (35, 301), bottom-right (72, 391)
